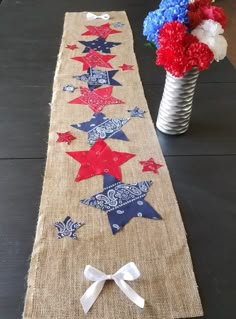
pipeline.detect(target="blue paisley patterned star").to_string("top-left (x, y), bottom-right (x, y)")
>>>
top-left (71, 112), bottom-right (129, 145)
top-left (73, 67), bottom-right (121, 91)
top-left (81, 174), bottom-right (162, 234)
top-left (54, 216), bottom-right (84, 239)
top-left (79, 37), bottom-right (121, 53)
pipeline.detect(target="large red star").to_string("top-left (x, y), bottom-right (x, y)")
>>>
top-left (56, 131), bottom-right (76, 145)
top-left (71, 49), bottom-right (116, 70)
top-left (118, 64), bottom-right (134, 71)
top-left (66, 138), bottom-right (135, 182)
top-left (81, 23), bottom-right (121, 39)
top-left (66, 44), bottom-right (78, 50)
top-left (139, 158), bottom-right (163, 174)
top-left (68, 86), bottom-right (124, 113)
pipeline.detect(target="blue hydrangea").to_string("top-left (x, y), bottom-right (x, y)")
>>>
top-left (143, 0), bottom-right (189, 47)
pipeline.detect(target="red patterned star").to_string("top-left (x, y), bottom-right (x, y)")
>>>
top-left (56, 131), bottom-right (76, 145)
top-left (118, 64), bottom-right (134, 71)
top-left (81, 23), bottom-right (121, 39)
top-left (66, 138), bottom-right (135, 182)
top-left (66, 44), bottom-right (78, 50)
top-left (68, 86), bottom-right (124, 113)
top-left (139, 158), bottom-right (163, 174)
top-left (71, 49), bottom-right (115, 71)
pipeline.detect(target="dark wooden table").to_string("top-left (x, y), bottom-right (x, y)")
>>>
top-left (0, 0), bottom-right (235, 318)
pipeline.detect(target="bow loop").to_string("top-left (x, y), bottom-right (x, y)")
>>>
top-left (80, 263), bottom-right (145, 313)
top-left (86, 12), bottom-right (110, 21)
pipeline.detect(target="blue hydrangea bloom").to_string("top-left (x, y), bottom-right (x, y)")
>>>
top-left (143, 0), bottom-right (189, 47)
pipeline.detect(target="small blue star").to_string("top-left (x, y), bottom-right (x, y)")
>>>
top-left (113, 22), bottom-right (125, 28)
top-left (128, 106), bottom-right (145, 118)
top-left (54, 216), bottom-right (84, 239)
top-left (63, 84), bottom-right (77, 93)
top-left (81, 174), bottom-right (162, 235)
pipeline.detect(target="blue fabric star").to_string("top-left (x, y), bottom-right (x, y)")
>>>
top-left (63, 84), bottom-right (77, 92)
top-left (79, 37), bottom-right (121, 54)
top-left (54, 216), bottom-right (84, 239)
top-left (128, 106), bottom-right (145, 118)
top-left (113, 22), bottom-right (125, 28)
top-left (81, 174), bottom-right (162, 234)
top-left (71, 112), bottom-right (129, 145)
top-left (73, 67), bottom-right (122, 91)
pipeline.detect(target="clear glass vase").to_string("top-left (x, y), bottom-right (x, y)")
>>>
top-left (156, 68), bottom-right (199, 135)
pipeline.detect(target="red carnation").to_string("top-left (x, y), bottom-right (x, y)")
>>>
top-left (201, 5), bottom-right (227, 29)
top-left (186, 42), bottom-right (214, 71)
top-left (188, 0), bottom-right (211, 29)
top-left (158, 21), bottom-right (186, 46)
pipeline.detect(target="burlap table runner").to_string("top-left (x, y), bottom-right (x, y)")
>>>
top-left (23, 11), bottom-right (203, 319)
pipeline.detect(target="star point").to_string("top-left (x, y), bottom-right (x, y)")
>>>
top-left (139, 158), bottom-right (163, 174)
top-left (81, 174), bottom-right (162, 234)
top-left (81, 23), bottom-right (121, 39)
top-left (68, 86), bottom-right (124, 113)
top-left (66, 139), bottom-right (135, 182)
top-left (56, 131), bottom-right (76, 145)
top-left (71, 49), bottom-right (116, 70)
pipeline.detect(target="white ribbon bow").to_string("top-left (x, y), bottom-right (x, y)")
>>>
top-left (86, 12), bottom-right (110, 21)
top-left (80, 262), bottom-right (145, 314)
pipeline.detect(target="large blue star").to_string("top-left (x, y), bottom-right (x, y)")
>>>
top-left (79, 37), bottom-right (121, 53)
top-left (73, 67), bottom-right (121, 91)
top-left (71, 112), bottom-right (129, 145)
top-left (81, 174), bottom-right (162, 234)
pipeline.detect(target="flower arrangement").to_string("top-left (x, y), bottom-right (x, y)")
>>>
top-left (143, 0), bottom-right (228, 77)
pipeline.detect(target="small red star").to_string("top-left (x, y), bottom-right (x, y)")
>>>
top-left (66, 44), bottom-right (78, 50)
top-left (81, 23), bottom-right (121, 39)
top-left (71, 49), bottom-right (116, 71)
top-left (66, 138), bottom-right (135, 182)
top-left (139, 158), bottom-right (163, 174)
top-left (68, 86), bottom-right (124, 113)
top-left (118, 64), bottom-right (134, 71)
top-left (56, 131), bottom-right (76, 145)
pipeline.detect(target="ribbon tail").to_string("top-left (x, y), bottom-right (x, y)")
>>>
top-left (114, 279), bottom-right (145, 308)
top-left (80, 280), bottom-right (105, 314)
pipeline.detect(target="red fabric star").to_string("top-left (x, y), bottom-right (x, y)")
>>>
top-left (81, 23), bottom-right (121, 39)
top-left (139, 158), bottom-right (163, 174)
top-left (66, 138), bottom-right (135, 182)
top-left (71, 49), bottom-right (115, 71)
top-left (66, 44), bottom-right (78, 50)
top-left (68, 86), bottom-right (124, 113)
top-left (118, 64), bottom-right (134, 71)
top-left (56, 131), bottom-right (76, 145)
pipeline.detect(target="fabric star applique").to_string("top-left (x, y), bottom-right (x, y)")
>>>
top-left (54, 216), bottom-right (84, 239)
top-left (113, 22), bottom-right (125, 28)
top-left (56, 131), bottom-right (76, 145)
top-left (66, 138), bottom-right (135, 182)
top-left (66, 44), bottom-right (78, 50)
top-left (81, 23), bottom-right (121, 39)
top-left (71, 112), bottom-right (129, 145)
top-left (119, 64), bottom-right (134, 71)
top-left (68, 86), bottom-right (124, 113)
top-left (81, 173), bottom-right (162, 234)
top-left (71, 49), bottom-right (116, 71)
top-left (79, 37), bottom-right (121, 54)
top-left (139, 158), bottom-right (163, 174)
top-left (73, 67), bottom-right (121, 91)
top-left (128, 106), bottom-right (145, 118)
top-left (63, 84), bottom-right (78, 92)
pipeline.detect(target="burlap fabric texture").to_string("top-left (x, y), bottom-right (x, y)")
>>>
top-left (23, 11), bottom-right (203, 319)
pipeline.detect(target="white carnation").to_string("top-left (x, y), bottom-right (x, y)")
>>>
top-left (192, 19), bottom-right (228, 62)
